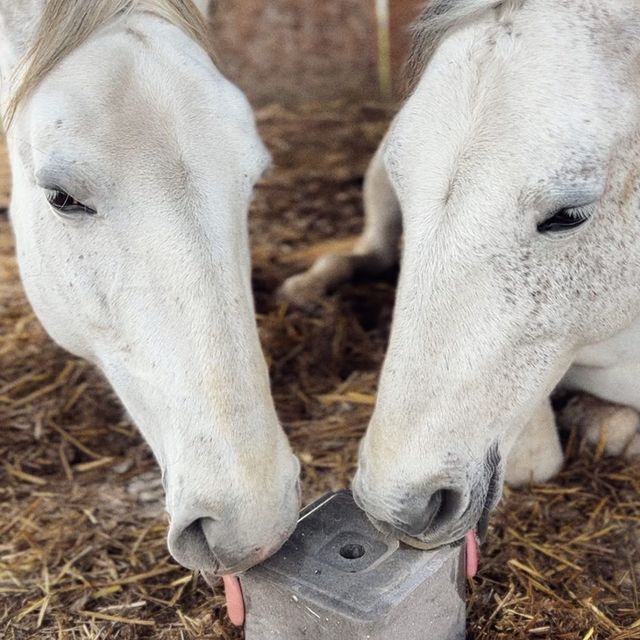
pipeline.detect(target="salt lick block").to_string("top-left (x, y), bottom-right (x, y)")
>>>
top-left (241, 491), bottom-right (466, 640)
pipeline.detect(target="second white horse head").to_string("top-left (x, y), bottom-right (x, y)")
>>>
top-left (283, 0), bottom-right (640, 549)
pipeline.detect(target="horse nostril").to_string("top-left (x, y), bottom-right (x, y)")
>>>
top-left (400, 489), bottom-right (442, 536)
top-left (398, 488), bottom-right (461, 537)
top-left (185, 517), bottom-right (215, 545)
top-left (426, 489), bottom-right (445, 524)
top-left (170, 517), bottom-right (221, 571)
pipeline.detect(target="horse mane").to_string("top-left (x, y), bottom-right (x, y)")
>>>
top-left (5, 0), bottom-right (214, 126)
top-left (406, 0), bottom-right (524, 92)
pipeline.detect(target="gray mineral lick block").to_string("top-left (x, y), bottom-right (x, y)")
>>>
top-left (242, 490), bottom-right (466, 640)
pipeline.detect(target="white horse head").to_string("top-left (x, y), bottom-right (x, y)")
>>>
top-left (1, 0), bottom-right (300, 575)
top-left (354, 0), bottom-right (640, 548)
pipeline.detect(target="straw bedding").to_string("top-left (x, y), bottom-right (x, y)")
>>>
top-left (1, 102), bottom-right (638, 639)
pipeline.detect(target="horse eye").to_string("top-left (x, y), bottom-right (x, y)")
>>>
top-left (45, 188), bottom-right (97, 216)
top-left (537, 207), bottom-right (591, 235)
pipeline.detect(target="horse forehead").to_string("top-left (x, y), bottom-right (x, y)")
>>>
top-left (390, 10), bottom-right (626, 194)
top-left (57, 54), bottom-right (196, 122)
top-left (31, 34), bottom-right (255, 181)
top-left (37, 14), bottom-right (237, 130)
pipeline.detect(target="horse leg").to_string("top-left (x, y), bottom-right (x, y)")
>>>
top-left (278, 138), bottom-right (402, 306)
top-left (556, 393), bottom-right (640, 458)
top-left (505, 398), bottom-right (564, 486)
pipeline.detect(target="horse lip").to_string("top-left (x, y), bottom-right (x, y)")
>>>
top-left (362, 510), bottom-right (457, 551)
top-left (202, 570), bottom-right (223, 589)
top-left (200, 553), bottom-right (262, 579)
top-left (202, 521), bottom-right (298, 579)
top-left (477, 446), bottom-right (503, 542)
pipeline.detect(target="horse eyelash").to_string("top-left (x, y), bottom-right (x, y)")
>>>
top-left (558, 204), bottom-right (593, 220)
top-left (45, 188), bottom-right (71, 206)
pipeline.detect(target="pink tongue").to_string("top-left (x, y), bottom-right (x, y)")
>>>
top-left (222, 575), bottom-right (245, 627)
top-left (465, 530), bottom-right (480, 578)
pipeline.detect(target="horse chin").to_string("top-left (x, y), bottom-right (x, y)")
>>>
top-left (397, 531), bottom-right (466, 552)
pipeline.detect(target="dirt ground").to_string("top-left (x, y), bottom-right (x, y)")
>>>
top-left (1, 102), bottom-right (639, 640)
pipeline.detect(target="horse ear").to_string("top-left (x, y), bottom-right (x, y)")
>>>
top-left (0, 0), bottom-right (44, 61)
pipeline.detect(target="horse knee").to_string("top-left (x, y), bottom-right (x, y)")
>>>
top-left (625, 433), bottom-right (640, 458)
top-left (506, 400), bottom-right (563, 487)
top-left (557, 394), bottom-right (640, 457)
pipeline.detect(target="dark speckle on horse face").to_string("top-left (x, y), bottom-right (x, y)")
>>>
top-left (125, 27), bottom-right (149, 46)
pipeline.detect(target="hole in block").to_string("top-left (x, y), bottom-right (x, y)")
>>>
top-left (339, 543), bottom-right (366, 560)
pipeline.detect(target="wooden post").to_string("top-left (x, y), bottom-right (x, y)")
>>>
top-left (389, 0), bottom-right (425, 94)
top-left (209, 0), bottom-right (379, 104)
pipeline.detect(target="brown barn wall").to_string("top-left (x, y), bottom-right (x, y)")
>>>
top-left (209, 0), bottom-right (426, 105)
top-left (390, 0), bottom-right (425, 93)
top-left (210, 0), bottom-right (380, 105)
